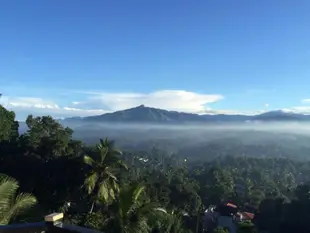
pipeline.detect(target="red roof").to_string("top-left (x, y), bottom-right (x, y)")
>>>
top-left (241, 212), bottom-right (255, 220)
top-left (226, 203), bottom-right (237, 208)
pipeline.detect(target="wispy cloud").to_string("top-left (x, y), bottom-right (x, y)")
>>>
top-left (198, 109), bottom-right (266, 116)
top-left (283, 106), bottom-right (310, 114)
top-left (76, 90), bottom-right (224, 113)
top-left (0, 89), bottom-right (224, 120)
top-left (0, 96), bottom-right (108, 119)
top-left (6, 88), bottom-right (310, 120)
top-left (280, 99), bottom-right (310, 114)
top-left (4, 97), bottom-right (60, 109)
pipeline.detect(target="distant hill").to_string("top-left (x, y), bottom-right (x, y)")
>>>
top-left (253, 110), bottom-right (310, 122)
top-left (63, 105), bottom-right (310, 124)
top-left (68, 105), bottom-right (206, 124)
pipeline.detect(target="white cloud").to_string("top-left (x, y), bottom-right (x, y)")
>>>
top-left (79, 90), bottom-right (223, 113)
top-left (0, 96), bottom-right (108, 119)
top-left (283, 106), bottom-right (310, 114)
top-left (6, 88), bottom-right (310, 120)
top-left (9, 89), bottom-right (310, 119)
top-left (277, 99), bottom-right (310, 114)
top-left (6, 97), bottom-right (60, 109)
top-left (0, 90), bottom-right (224, 120)
top-left (62, 107), bottom-right (108, 115)
top-left (198, 108), bottom-right (266, 116)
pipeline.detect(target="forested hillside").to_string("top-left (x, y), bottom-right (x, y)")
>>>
top-left (2, 104), bottom-right (310, 233)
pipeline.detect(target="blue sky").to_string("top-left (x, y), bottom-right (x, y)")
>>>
top-left (1, 0), bottom-right (310, 120)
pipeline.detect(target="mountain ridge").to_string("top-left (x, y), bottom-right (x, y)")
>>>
top-left (62, 105), bottom-right (310, 124)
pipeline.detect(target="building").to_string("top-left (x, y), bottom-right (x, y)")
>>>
top-left (203, 203), bottom-right (255, 233)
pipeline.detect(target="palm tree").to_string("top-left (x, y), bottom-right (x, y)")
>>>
top-left (164, 213), bottom-right (188, 233)
top-left (150, 211), bottom-right (190, 233)
top-left (0, 174), bottom-right (37, 225)
top-left (104, 182), bottom-right (160, 233)
top-left (83, 138), bottom-right (127, 212)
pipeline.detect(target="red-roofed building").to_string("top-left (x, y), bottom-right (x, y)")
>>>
top-left (240, 212), bottom-right (255, 221)
top-left (226, 203), bottom-right (237, 208)
top-left (203, 203), bottom-right (254, 233)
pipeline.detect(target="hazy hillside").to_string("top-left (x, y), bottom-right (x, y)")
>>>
top-left (16, 105), bottom-right (310, 161)
top-left (63, 105), bottom-right (310, 125)
top-left (71, 105), bottom-right (207, 123)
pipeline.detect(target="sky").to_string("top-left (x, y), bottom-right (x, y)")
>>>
top-left (1, 0), bottom-right (310, 120)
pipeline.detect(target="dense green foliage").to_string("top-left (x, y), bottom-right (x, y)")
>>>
top-left (2, 105), bottom-right (310, 232)
top-left (0, 174), bottom-right (37, 225)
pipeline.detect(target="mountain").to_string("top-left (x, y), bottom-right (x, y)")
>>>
top-left (253, 110), bottom-right (310, 121)
top-left (63, 106), bottom-right (310, 124)
top-left (82, 105), bottom-right (205, 123)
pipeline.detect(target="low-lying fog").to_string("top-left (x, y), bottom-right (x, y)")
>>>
top-left (60, 121), bottom-right (310, 147)
top-left (19, 120), bottom-right (310, 160)
top-left (64, 121), bottom-right (310, 161)
top-left (19, 120), bottom-right (310, 146)
top-left (67, 121), bottom-right (310, 134)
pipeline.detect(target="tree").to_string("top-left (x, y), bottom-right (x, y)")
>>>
top-left (151, 211), bottom-right (190, 233)
top-left (104, 182), bottom-right (159, 233)
top-left (20, 115), bottom-right (78, 159)
top-left (213, 227), bottom-right (229, 233)
top-left (0, 105), bottom-right (19, 141)
top-left (83, 138), bottom-right (127, 212)
top-left (0, 174), bottom-right (37, 225)
top-left (198, 166), bottom-right (234, 205)
top-left (237, 221), bottom-right (257, 233)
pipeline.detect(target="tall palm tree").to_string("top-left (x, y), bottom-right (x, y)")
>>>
top-left (83, 138), bottom-right (127, 212)
top-left (0, 174), bottom-right (37, 225)
top-left (104, 182), bottom-right (160, 233)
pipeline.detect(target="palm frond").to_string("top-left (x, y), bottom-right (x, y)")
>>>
top-left (127, 217), bottom-right (150, 233)
top-left (111, 179), bottom-right (120, 191)
top-left (139, 202), bottom-right (160, 217)
top-left (0, 174), bottom-right (37, 225)
top-left (97, 139), bottom-right (109, 163)
top-left (117, 159), bottom-right (128, 170)
top-left (119, 187), bottom-right (135, 218)
top-left (0, 175), bottom-right (19, 212)
top-left (105, 169), bottom-right (118, 181)
top-left (98, 180), bottom-right (110, 203)
top-left (83, 155), bottom-right (96, 167)
top-left (3, 193), bottom-right (37, 224)
top-left (84, 172), bottom-right (98, 195)
top-left (99, 138), bottom-right (105, 147)
top-left (112, 148), bottom-right (123, 156)
top-left (109, 188), bottom-right (116, 201)
top-left (132, 185), bottom-right (145, 202)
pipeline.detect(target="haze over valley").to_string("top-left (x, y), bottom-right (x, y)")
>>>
top-left (52, 105), bottom-right (310, 161)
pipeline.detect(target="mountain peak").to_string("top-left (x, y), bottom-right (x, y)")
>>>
top-left (258, 110), bottom-right (301, 117)
top-left (63, 106), bottom-right (310, 124)
top-left (81, 105), bottom-right (204, 123)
